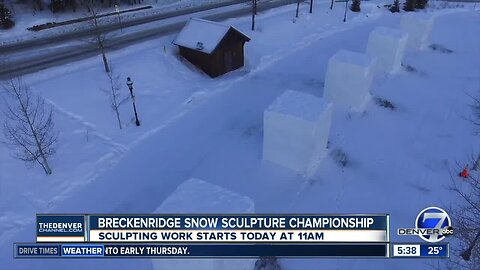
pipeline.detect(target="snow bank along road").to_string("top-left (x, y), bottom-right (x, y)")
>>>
top-left (0, 0), bottom-right (298, 78)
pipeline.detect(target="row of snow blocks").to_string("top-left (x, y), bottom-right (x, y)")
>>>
top-left (263, 90), bottom-right (333, 177)
top-left (400, 13), bottom-right (435, 50)
top-left (324, 50), bottom-right (376, 109)
top-left (366, 27), bottom-right (408, 73)
top-left (152, 178), bottom-right (255, 270)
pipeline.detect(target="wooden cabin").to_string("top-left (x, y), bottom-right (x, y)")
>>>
top-left (173, 18), bottom-right (250, 78)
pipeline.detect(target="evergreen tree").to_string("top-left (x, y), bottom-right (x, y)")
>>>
top-left (350, 0), bottom-right (361, 12)
top-left (390, 0), bottom-right (400, 12)
top-left (403, 0), bottom-right (416, 11)
top-left (0, 4), bottom-right (14, 29)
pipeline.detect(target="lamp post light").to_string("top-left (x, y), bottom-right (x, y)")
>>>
top-left (115, 4), bottom-right (123, 32)
top-left (126, 77), bottom-right (141, 126)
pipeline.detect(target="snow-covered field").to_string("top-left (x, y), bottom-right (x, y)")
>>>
top-left (1, 0), bottom-right (479, 269)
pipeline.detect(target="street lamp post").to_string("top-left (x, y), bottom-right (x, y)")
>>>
top-left (343, 0), bottom-right (349, 22)
top-left (115, 4), bottom-right (123, 32)
top-left (126, 77), bottom-right (141, 126)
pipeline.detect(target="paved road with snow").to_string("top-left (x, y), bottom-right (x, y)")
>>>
top-left (0, 0), bottom-right (298, 78)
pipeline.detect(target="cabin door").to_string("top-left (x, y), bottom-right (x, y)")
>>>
top-left (224, 51), bottom-right (233, 72)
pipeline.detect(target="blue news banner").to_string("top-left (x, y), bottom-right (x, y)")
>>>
top-left (17, 214), bottom-right (391, 258)
top-left (14, 243), bottom-right (388, 258)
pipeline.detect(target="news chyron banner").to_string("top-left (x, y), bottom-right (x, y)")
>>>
top-left (16, 214), bottom-right (390, 258)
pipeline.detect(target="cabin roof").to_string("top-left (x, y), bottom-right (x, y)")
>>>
top-left (173, 18), bottom-right (250, 54)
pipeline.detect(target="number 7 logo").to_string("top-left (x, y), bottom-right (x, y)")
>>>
top-left (416, 207), bottom-right (451, 243)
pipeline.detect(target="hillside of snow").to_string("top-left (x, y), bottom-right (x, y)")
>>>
top-left (1, 0), bottom-right (479, 269)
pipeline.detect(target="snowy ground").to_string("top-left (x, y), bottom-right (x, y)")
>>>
top-left (1, 0), bottom-right (479, 269)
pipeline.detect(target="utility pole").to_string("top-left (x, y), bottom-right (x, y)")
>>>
top-left (251, 0), bottom-right (255, 30)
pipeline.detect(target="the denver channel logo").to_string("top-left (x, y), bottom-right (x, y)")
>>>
top-left (397, 206), bottom-right (453, 243)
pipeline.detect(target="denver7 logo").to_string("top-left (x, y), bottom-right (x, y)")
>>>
top-left (415, 207), bottom-right (452, 243)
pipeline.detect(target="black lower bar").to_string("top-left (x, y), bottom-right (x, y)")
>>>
top-left (15, 243), bottom-right (387, 258)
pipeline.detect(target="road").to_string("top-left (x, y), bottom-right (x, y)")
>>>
top-left (0, 0), bottom-right (298, 78)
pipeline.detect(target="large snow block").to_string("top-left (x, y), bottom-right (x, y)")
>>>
top-left (367, 27), bottom-right (408, 73)
top-left (400, 14), bottom-right (434, 50)
top-left (324, 50), bottom-right (376, 109)
top-left (152, 178), bottom-right (255, 270)
top-left (263, 90), bottom-right (332, 177)
top-left (154, 178), bottom-right (255, 214)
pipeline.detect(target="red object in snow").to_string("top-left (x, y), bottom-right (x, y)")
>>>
top-left (459, 166), bottom-right (469, 178)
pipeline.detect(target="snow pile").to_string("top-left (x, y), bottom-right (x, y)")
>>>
top-left (400, 13), bottom-right (435, 50)
top-left (263, 90), bottom-right (332, 177)
top-left (323, 50), bottom-right (376, 109)
top-left (366, 27), bottom-right (408, 73)
top-left (152, 178), bottom-right (255, 270)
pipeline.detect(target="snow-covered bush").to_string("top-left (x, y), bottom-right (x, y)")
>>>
top-left (403, 0), bottom-right (416, 11)
top-left (389, 0), bottom-right (400, 13)
top-left (350, 0), bottom-right (361, 12)
top-left (429, 44), bottom-right (453, 54)
top-left (374, 97), bottom-right (396, 110)
top-left (0, 3), bottom-right (14, 29)
top-left (331, 148), bottom-right (349, 168)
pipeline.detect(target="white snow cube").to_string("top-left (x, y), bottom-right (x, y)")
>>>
top-left (324, 50), bottom-right (376, 109)
top-left (154, 178), bottom-right (255, 214)
top-left (400, 14), bottom-right (434, 50)
top-left (152, 178), bottom-right (255, 270)
top-left (263, 90), bottom-right (332, 177)
top-left (367, 27), bottom-right (408, 73)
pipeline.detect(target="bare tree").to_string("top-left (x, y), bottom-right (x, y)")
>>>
top-left (445, 163), bottom-right (480, 269)
top-left (464, 91), bottom-right (480, 133)
top-left (1, 79), bottom-right (58, 175)
top-left (101, 68), bottom-right (128, 129)
top-left (86, 0), bottom-right (111, 73)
